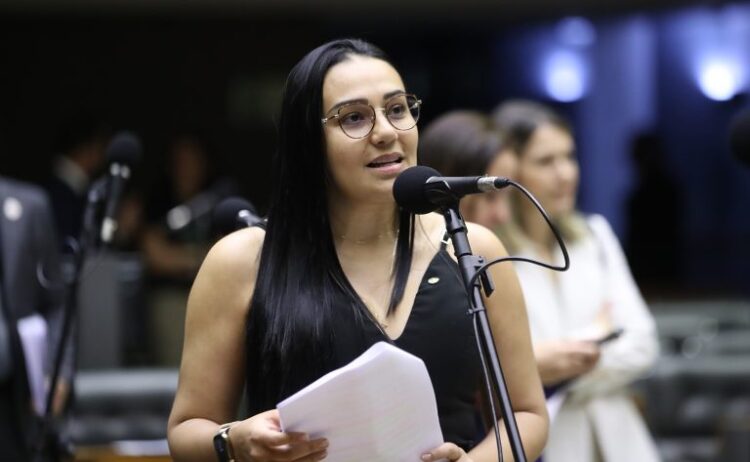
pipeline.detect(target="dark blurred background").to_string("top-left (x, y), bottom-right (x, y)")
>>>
top-left (1, 1), bottom-right (749, 460)
top-left (2, 0), bottom-right (749, 294)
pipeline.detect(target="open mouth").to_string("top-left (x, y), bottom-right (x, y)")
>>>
top-left (367, 154), bottom-right (403, 168)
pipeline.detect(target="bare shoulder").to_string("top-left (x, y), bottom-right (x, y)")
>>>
top-left (190, 227), bottom-right (266, 319)
top-left (466, 222), bottom-right (509, 259)
top-left (202, 227), bottom-right (265, 276)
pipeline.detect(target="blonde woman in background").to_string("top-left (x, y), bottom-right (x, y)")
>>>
top-left (493, 100), bottom-right (660, 462)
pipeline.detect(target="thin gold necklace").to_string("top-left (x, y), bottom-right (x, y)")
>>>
top-left (336, 228), bottom-right (401, 331)
top-left (336, 228), bottom-right (398, 245)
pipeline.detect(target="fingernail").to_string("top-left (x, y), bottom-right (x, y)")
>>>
top-left (421, 453), bottom-right (432, 461)
top-left (317, 450), bottom-right (328, 460)
top-left (316, 439), bottom-right (329, 449)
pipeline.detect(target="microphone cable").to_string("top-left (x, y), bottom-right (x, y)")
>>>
top-left (470, 180), bottom-right (570, 290)
top-left (466, 179), bottom-right (570, 462)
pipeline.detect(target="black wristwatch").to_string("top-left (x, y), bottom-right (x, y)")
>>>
top-left (213, 423), bottom-right (235, 462)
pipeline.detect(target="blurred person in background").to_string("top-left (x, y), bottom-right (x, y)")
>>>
top-left (625, 132), bottom-right (683, 293)
top-left (419, 110), bottom-right (517, 230)
top-left (141, 133), bottom-right (232, 366)
top-left (0, 174), bottom-right (71, 460)
top-left (45, 115), bottom-right (110, 245)
top-left (493, 100), bottom-right (660, 462)
top-left (168, 38), bottom-right (548, 462)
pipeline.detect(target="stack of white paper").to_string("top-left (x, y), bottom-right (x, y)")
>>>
top-left (278, 342), bottom-right (445, 462)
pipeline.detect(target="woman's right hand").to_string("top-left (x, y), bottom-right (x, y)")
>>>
top-left (535, 340), bottom-right (601, 386)
top-left (230, 410), bottom-right (329, 461)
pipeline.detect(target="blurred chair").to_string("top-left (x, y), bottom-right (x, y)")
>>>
top-left (651, 300), bottom-right (750, 356)
top-left (640, 299), bottom-right (750, 462)
top-left (69, 369), bottom-right (177, 454)
top-left (76, 252), bottom-right (148, 369)
top-left (71, 251), bottom-right (177, 458)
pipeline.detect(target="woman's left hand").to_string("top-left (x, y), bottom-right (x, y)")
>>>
top-left (421, 443), bottom-right (473, 461)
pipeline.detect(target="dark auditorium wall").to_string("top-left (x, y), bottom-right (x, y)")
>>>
top-left (0, 16), bottom-right (325, 210)
top-left (1, 4), bottom-right (748, 294)
top-left (487, 5), bottom-right (750, 293)
top-left (0, 14), bottom-right (496, 214)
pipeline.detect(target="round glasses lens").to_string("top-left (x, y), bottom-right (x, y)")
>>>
top-left (338, 104), bottom-right (375, 138)
top-left (386, 95), bottom-right (420, 130)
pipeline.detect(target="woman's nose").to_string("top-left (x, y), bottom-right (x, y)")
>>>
top-left (369, 111), bottom-right (397, 145)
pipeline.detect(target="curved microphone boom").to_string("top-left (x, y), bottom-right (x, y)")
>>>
top-left (212, 196), bottom-right (262, 237)
top-left (100, 132), bottom-right (141, 243)
top-left (393, 165), bottom-right (511, 214)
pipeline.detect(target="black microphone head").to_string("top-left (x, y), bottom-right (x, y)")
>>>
top-left (212, 196), bottom-right (258, 236)
top-left (106, 131), bottom-right (142, 165)
top-left (393, 165), bottom-right (442, 214)
top-left (730, 109), bottom-right (750, 167)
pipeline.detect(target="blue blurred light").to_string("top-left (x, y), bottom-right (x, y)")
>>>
top-left (672, 6), bottom-right (749, 101)
top-left (556, 17), bottom-right (597, 48)
top-left (543, 50), bottom-right (587, 102)
top-left (698, 58), bottom-right (741, 101)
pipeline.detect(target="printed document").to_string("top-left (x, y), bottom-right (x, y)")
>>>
top-left (278, 342), bottom-right (445, 461)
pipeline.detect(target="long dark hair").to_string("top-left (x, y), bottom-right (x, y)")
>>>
top-left (246, 39), bottom-right (415, 410)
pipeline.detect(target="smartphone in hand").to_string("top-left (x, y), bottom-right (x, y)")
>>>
top-left (594, 327), bottom-right (624, 345)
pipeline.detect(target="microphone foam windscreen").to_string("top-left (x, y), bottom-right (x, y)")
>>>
top-left (729, 109), bottom-right (750, 166)
top-left (393, 165), bottom-right (441, 215)
top-left (106, 131), bottom-right (142, 165)
top-left (212, 196), bottom-right (257, 236)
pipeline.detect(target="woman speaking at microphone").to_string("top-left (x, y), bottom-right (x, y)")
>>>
top-left (167, 39), bottom-right (548, 462)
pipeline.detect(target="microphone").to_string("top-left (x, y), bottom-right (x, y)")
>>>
top-left (393, 165), bottom-right (511, 214)
top-left (100, 132), bottom-right (141, 244)
top-left (166, 178), bottom-right (238, 232)
top-left (212, 196), bottom-right (262, 237)
top-left (729, 108), bottom-right (750, 167)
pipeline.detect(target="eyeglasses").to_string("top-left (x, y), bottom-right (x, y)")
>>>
top-left (321, 93), bottom-right (422, 139)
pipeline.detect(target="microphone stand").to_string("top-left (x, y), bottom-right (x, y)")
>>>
top-left (34, 178), bottom-right (108, 462)
top-left (440, 205), bottom-right (527, 462)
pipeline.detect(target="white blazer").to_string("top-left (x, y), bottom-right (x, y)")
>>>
top-left (513, 214), bottom-right (661, 462)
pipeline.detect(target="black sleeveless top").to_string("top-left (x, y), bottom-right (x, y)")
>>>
top-left (246, 245), bottom-right (483, 451)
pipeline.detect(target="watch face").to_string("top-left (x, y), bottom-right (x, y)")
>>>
top-left (213, 431), bottom-right (230, 461)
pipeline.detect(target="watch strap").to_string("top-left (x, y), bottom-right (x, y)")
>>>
top-left (213, 423), bottom-right (235, 462)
